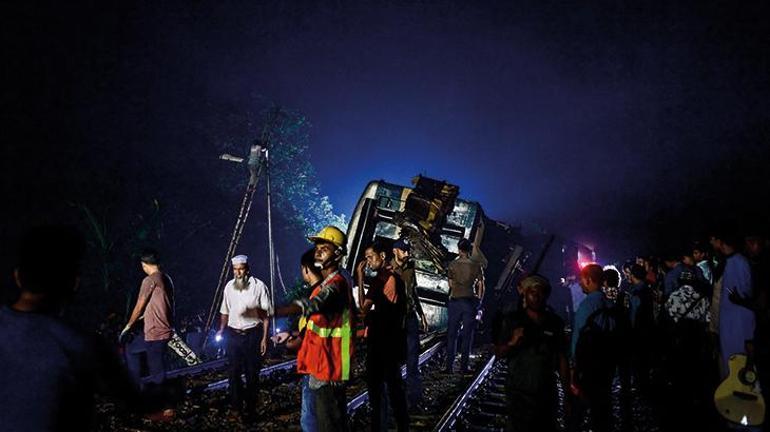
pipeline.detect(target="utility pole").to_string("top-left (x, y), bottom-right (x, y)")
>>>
top-left (265, 148), bottom-right (277, 334)
top-left (203, 107), bottom-right (284, 353)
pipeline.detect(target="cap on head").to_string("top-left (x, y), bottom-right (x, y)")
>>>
top-left (308, 226), bottom-right (347, 250)
top-left (231, 255), bottom-right (248, 266)
top-left (393, 238), bottom-right (411, 252)
top-left (519, 274), bottom-right (552, 298)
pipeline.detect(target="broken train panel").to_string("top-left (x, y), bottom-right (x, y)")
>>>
top-left (342, 176), bottom-right (528, 332)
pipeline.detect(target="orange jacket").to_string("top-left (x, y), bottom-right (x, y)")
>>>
top-left (296, 272), bottom-right (355, 381)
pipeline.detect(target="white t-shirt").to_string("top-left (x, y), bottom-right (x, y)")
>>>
top-left (219, 276), bottom-right (273, 330)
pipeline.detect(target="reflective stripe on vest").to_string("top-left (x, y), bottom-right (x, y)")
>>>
top-left (305, 308), bottom-right (352, 380)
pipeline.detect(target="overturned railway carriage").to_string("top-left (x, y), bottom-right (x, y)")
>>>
top-left (342, 176), bottom-right (528, 331)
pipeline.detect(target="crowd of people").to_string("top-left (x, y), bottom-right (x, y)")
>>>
top-left (0, 223), bottom-right (487, 431)
top-left (2, 223), bottom-right (767, 432)
top-left (495, 229), bottom-right (769, 432)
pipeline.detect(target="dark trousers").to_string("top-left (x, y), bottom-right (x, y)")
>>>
top-left (313, 382), bottom-right (348, 432)
top-left (629, 331), bottom-right (653, 397)
top-left (126, 333), bottom-right (167, 388)
top-left (404, 314), bottom-right (422, 406)
top-left (661, 323), bottom-right (716, 431)
top-left (575, 369), bottom-right (613, 432)
top-left (446, 297), bottom-right (477, 371)
top-left (226, 326), bottom-right (262, 413)
top-left (617, 354), bottom-right (633, 430)
top-left (506, 387), bottom-right (557, 432)
top-left (367, 344), bottom-right (410, 432)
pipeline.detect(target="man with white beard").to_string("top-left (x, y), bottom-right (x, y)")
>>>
top-left (216, 254), bottom-right (272, 419)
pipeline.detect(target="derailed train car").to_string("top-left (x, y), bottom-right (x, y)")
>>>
top-left (341, 175), bottom-right (529, 331)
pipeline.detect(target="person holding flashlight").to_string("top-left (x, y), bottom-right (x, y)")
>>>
top-left (216, 254), bottom-right (272, 419)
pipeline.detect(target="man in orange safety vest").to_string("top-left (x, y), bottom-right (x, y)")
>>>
top-left (276, 225), bottom-right (355, 431)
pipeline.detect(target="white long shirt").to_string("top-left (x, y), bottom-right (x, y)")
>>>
top-left (219, 276), bottom-right (273, 331)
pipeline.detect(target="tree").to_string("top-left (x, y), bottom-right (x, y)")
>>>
top-left (207, 102), bottom-right (348, 236)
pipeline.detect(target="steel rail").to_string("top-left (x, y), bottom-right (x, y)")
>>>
top-left (347, 337), bottom-right (446, 414)
top-left (202, 358), bottom-right (297, 392)
top-left (433, 354), bottom-right (497, 432)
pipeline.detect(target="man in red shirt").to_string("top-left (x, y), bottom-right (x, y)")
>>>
top-left (357, 240), bottom-right (409, 432)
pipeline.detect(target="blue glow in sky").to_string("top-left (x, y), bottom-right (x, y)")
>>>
top-left (6, 1), bottom-right (770, 262)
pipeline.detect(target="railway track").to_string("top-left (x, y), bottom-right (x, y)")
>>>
top-left (344, 341), bottom-right (497, 431)
top-left (434, 355), bottom-right (506, 432)
top-left (144, 342), bottom-right (666, 431)
top-left (142, 358), bottom-right (226, 384)
top-left (102, 333), bottom-right (443, 431)
top-left (199, 358), bottom-right (297, 392)
top-left (250, 332), bottom-right (446, 431)
top-left (198, 332), bottom-right (442, 394)
top-left (142, 352), bottom-right (295, 386)
top-left (347, 335), bottom-right (446, 414)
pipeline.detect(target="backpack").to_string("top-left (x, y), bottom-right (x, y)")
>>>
top-left (575, 307), bottom-right (620, 375)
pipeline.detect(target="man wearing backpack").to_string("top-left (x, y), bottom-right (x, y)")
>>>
top-left (570, 263), bottom-right (614, 432)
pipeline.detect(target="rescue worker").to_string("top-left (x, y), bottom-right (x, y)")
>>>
top-left (391, 238), bottom-right (429, 407)
top-left (272, 248), bottom-right (322, 431)
top-left (357, 240), bottom-right (410, 431)
top-left (275, 226), bottom-right (355, 432)
top-left (445, 238), bottom-right (485, 373)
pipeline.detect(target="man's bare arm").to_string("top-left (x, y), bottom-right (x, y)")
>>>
top-left (217, 313), bottom-right (228, 333)
top-left (275, 303), bottom-right (302, 317)
top-left (476, 277), bottom-right (485, 300)
top-left (260, 314), bottom-right (270, 355)
top-left (123, 294), bottom-right (150, 332)
top-left (356, 260), bottom-right (367, 309)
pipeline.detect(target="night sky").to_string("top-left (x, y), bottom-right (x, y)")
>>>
top-left (4, 1), bottom-right (770, 277)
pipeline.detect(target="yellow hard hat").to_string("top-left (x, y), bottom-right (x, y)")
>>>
top-left (308, 226), bottom-right (347, 249)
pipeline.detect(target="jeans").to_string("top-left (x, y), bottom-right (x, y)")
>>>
top-left (125, 333), bottom-right (167, 388)
top-left (446, 297), bottom-right (478, 371)
top-left (301, 375), bottom-right (317, 431)
top-left (312, 381), bottom-right (348, 432)
top-left (226, 326), bottom-right (262, 413)
top-left (405, 313), bottom-right (422, 406)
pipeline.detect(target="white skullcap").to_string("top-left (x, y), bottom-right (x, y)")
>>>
top-left (231, 255), bottom-right (248, 265)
